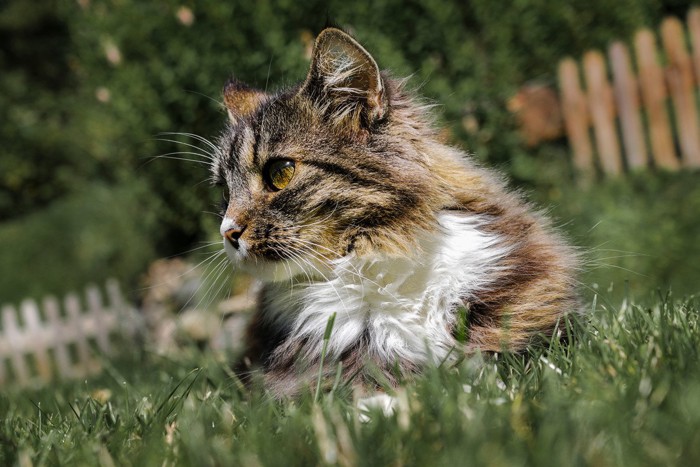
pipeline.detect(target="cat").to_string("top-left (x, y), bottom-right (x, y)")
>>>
top-left (212, 27), bottom-right (579, 398)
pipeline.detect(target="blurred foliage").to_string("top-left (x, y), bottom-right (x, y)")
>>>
top-left (0, 0), bottom-right (699, 302)
top-left (0, 1), bottom-right (78, 219)
top-left (0, 183), bottom-right (157, 301)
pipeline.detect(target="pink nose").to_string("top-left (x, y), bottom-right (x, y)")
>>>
top-left (224, 226), bottom-right (246, 249)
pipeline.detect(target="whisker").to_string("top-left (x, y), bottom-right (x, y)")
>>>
top-left (187, 254), bottom-right (231, 312)
top-left (287, 237), bottom-right (401, 303)
top-left (283, 247), bottom-right (350, 315)
top-left (170, 241), bottom-right (221, 257)
top-left (201, 260), bottom-right (234, 312)
top-left (153, 137), bottom-right (216, 158)
top-left (182, 91), bottom-right (225, 109)
top-left (136, 248), bottom-right (225, 293)
top-left (203, 210), bottom-right (224, 219)
top-left (297, 203), bottom-right (339, 228)
top-left (152, 150), bottom-right (214, 160)
top-left (153, 138), bottom-right (216, 161)
top-left (159, 131), bottom-right (219, 153)
top-left (148, 154), bottom-right (212, 167)
top-left (585, 263), bottom-right (647, 277)
top-left (290, 237), bottom-right (364, 313)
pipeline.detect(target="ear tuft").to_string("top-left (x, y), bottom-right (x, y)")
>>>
top-left (301, 28), bottom-right (387, 128)
top-left (223, 78), bottom-right (266, 123)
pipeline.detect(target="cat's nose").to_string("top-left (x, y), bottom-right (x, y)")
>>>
top-left (224, 226), bottom-right (246, 249)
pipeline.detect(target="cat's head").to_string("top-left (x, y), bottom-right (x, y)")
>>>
top-left (212, 28), bottom-right (446, 282)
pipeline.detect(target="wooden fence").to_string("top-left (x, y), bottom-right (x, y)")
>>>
top-left (0, 280), bottom-right (141, 388)
top-left (558, 8), bottom-right (700, 175)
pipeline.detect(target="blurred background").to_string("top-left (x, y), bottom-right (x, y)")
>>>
top-left (2, 0), bottom-right (699, 309)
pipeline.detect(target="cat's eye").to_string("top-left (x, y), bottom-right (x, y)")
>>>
top-left (264, 159), bottom-right (296, 191)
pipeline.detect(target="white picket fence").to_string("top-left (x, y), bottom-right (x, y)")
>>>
top-left (0, 279), bottom-right (141, 388)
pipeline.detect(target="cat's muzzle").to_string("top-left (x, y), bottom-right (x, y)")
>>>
top-left (224, 225), bottom-right (246, 250)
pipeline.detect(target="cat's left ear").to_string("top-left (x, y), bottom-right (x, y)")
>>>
top-left (223, 78), bottom-right (266, 123)
top-left (301, 28), bottom-right (387, 128)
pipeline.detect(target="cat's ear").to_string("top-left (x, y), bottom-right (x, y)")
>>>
top-left (223, 78), bottom-right (266, 123)
top-left (301, 28), bottom-right (387, 128)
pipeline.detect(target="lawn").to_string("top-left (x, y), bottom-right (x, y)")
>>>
top-left (2, 292), bottom-right (699, 466)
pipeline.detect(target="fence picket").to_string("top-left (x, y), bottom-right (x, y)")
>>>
top-left (86, 285), bottom-right (111, 354)
top-left (583, 51), bottom-right (623, 175)
top-left (43, 296), bottom-right (76, 379)
top-left (0, 310), bottom-right (10, 385)
top-left (64, 293), bottom-right (96, 375)
top-left (106, 279), bottom-right (139, 338)
top-left (2, 305), bottom-right (29, 386)
top-left (21, 300), bottom-right (52, 382)
top-left (689, 8), bottom-right (700, 85)
top-left (661, 17), bottom-right (700, 167)
top-left (634, 29), bottom-right (680, 170)
top-left (558, 59), bottom-right (594, 173)
top-left (609, 42), bottom-right (648, 169)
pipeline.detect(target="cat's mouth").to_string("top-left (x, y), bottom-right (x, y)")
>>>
top-left (223, 237), bottom-right (332, 283)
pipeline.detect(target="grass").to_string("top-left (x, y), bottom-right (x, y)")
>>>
top-left (2, 292), bottom-right (699, 466)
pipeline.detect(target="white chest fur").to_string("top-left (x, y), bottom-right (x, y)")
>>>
top-left (263, 212), bottom-right (510, 366)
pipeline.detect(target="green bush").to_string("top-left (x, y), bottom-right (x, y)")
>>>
top-left (0, 182), bottom-right (157, 302)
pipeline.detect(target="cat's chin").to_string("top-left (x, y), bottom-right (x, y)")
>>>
top-left (239, 259), bottom-right (313, 283)
top-left (223, 240), bottom-right (330, 283)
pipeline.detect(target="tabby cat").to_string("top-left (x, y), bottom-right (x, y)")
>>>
top-left (212, 27), bottom-right (579, 398)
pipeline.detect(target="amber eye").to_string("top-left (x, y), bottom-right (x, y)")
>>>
top-left (264, 159), bottom-right (296, 191)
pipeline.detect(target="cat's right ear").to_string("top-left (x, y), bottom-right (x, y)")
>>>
top-left (300, 28), bottom-right (387, 130)
top-left (223, 78), bottom-right (266, 123)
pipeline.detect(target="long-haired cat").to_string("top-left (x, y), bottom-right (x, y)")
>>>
top-left (212, 27), bottom-right (579, 398)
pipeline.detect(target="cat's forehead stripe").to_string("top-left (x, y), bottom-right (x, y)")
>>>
top-left (239, 125), bottom-right (256, 167)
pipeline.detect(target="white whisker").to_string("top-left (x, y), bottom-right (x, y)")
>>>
top-left (175, 250), bottom-right (228, 311)
top-left (153, 137), bottom-right (216, 161)
top-left (149, 152), bottom-right (213, 167)
top-left (189, 254), bottom-right (232, 312)
top-left (136, 248), bottom-right (225, 294)
top-left (170, 241), bottom-right (221, 257)
top-left (288, 237), bottom-right (404, 305)
top-left (158, 131), bottom-right (219, 152)
top-left (284, 247), bottom-right (350, 315)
